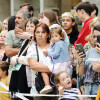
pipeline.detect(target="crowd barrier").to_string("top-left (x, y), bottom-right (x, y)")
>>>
top-left (0, 82), bottom-right (97, 100)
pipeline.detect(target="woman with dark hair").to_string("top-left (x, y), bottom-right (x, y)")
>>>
top-left (11, 23), bottom-right (57, 100)
top-left (8, 16), bottom-right (16, 31)
top-left (2, 16), bottom-right (16, 64)
top-left (39, 9), bottom-right (69, 47)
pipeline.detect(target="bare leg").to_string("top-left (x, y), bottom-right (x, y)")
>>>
top-left (40, 72), bottom-right (52, 94)
top-left (41, 72), bottom-right (50, 86)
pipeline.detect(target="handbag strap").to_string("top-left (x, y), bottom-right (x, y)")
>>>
top-left (35, 43), bottom-right (39, 62)
top-left (19, 39), bottom-right (32, 57)
top-left (35, 43), bottom-right (41, 76)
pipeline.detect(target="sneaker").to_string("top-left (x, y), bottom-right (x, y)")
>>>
top-left (40, 86), bottom-right (53, 94)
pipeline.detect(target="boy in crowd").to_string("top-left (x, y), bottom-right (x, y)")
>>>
top-left (74, 2), bottom-right (94, 46)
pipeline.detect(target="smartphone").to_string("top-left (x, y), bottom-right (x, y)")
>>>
top-left (97, 35), bottom-right (100, 48)
top-left (75, 44), bottom-right (86, 57)
top-left (97, 35), bottom-right (100, 43)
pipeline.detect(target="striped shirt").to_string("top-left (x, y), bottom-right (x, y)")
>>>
top-left (59, 88), bottom-right (78, 100)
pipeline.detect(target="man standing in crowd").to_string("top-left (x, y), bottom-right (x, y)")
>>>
top-left (20, 3), bottom-right (34, 17)
top-left (5, 10), bottom-right (31, 70)
top-left (74, 2), bottom-right (94, 47)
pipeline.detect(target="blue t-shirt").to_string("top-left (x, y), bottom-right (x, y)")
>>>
top-left (83, 48), bottom-right (100, 83)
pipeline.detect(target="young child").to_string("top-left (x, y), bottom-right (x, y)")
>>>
top-left (40, 27), bottom-right (72, 94)
top-left (54, 71), bottom-right (83, 100)
top-left (0, 61), bottom-right (11, 100)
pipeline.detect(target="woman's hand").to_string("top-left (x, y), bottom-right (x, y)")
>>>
top-left (93, 62), bottom-right (100, 72)
top-left (75, 50), bottom-right (85, 63)
top-left (11, 56), bottom-right (18, 66)
top-left (16, 32), bottom-right (32, 40)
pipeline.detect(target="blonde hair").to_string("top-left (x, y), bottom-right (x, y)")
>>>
top-left (85, 34), bottom-right (95, 47)
top-left (85, 17), bottom-right (100, 47)
top-left (90, 17), bottom-right (100, 27)
top-left (62, 12), bottom-right (75, 20)
top-left (50, 27), bottom-right (65, 40)
top-left (0, 30), bottom-right (8, 35)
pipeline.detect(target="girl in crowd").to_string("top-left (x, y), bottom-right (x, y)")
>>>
top-left (40, 27), bottom-right (72, 94)
top-left (0, 61), bottom-right (11, 100)
top-left (8, 16), bottom-right (16, 31)
top-left (54, 71), bottom-right (83, 100)
top-left (0, 30), bottom-right (7, 62)
top-left (2, 18), bottom-right (8, 30)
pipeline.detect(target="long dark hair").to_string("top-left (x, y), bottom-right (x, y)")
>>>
top-left (8, 16), bottom-right (16, 31)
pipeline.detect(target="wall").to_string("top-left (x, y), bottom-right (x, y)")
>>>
top-left (0, 0), bottom-right (10, 22)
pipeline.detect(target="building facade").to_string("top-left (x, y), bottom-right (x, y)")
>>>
top-left (0, 0), bottom-right (99, 22)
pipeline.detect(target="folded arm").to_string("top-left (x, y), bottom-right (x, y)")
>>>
top-left (28, 58), bottom-right (50, 73)
top-left (5, 45), bottom-right (20, 57)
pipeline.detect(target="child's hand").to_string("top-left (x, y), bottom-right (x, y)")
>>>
top-left (80, 86), bottom-right (85, 95)
top-left (58, 86), bottom-right (64, 95)
top-left (43, 49), bottom-right (48, 55)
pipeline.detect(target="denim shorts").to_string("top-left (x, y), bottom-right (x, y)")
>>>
top-left (85, 83), bottom-right (99, 95)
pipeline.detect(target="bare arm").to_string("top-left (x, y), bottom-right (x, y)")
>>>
top-left (78, 62), bottom-right (85, 76)
top-left (5, 45), bottom-right (20, 57)
top-left (28, 58), bottom-right (50, 73)
top-left (75, 51), bottom-right (85, 76)
top-left (77, 88), bottom-right (84, 100)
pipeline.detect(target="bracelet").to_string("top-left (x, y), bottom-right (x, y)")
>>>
top-left (16, 58), bottom-right (19, 64)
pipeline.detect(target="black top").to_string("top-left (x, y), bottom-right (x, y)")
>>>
top-left (68, 26), bottom-right (79, 45)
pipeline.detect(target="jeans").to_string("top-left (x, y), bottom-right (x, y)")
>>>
top-left (85, 83), bottom-right (99, 95)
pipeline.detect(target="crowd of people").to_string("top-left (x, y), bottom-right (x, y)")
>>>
top-left (0, 2), bottom-right (100, 100)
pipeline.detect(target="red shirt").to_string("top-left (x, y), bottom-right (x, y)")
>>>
top-left (74, 17), bottom-right (94, 47)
